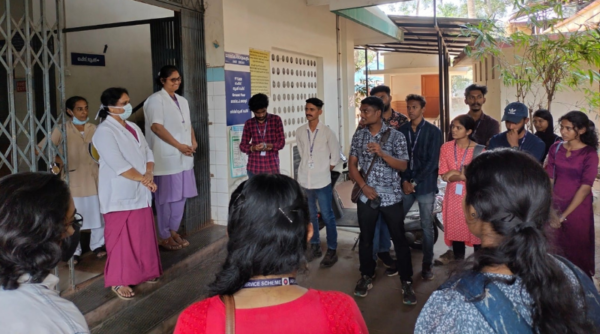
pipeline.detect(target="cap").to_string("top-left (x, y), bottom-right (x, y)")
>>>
top-left (502, 102), bottom-right (529, 123)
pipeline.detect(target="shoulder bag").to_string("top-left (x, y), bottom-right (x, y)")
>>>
top-left (351, 129), bottom-right (391, 203)
top-left (222, 295), bottom-right (235, 334)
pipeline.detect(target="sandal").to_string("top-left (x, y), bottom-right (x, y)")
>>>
top-left (146, 277), bottom-right (160, 284)
top-left (172, 234), bottom-right (190, 248)
top-left (93, 246), bottom-right (107, 259)
top-left (112, 286), bottom-right (135, 300)
top-left (159, 237), bottom-right (182, 251)
top-left (73, 255), bottom-right (81, 265)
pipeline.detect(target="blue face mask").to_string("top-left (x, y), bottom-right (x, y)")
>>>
top-left (72, 117), bottom-right (88, 125)
top-left (109, 103), bottom-right (133, 120)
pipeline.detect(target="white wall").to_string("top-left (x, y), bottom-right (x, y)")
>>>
top-left (62, 0), bottom-right (173, 122)
top-left (383, 53), bottom-right (440, 69)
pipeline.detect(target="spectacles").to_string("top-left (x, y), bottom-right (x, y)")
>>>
top-left (66, 213), bottom-right (84, 228)
top-left (169, 77), bottom-right (182, 83)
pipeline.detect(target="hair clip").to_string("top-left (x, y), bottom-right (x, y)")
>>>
top-left (278, 208), bottom-right (293, 223)
top-left (514, 221), bottom-right (536, 233)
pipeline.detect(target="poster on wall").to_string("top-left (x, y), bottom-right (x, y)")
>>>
top-left (249, 48), bottom-right (271, 96)
top-left (225, 52), bottom-right (250, 66)
top-left (225, 70), bottom-right (251, 126)
top-left (230, 125), bottom-right (247, 178)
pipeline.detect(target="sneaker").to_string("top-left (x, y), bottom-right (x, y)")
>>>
top-left (434, 250), bottom-right (454, 266)
top-left (421, 265), bottom-right (434, 281)
top-left (354, 275), bottom-right (373, 297)
top-left (320, 249), bottom-right (338, 268)
top-left (402, 281), bottom-right (417, 305)
top-left (384, 267), bottom-right (398, 277)
top-left (306, 243), bottom-right (322, 262)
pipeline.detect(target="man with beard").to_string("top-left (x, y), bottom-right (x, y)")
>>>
top-left (488, 101), bottom-right (545, 162)
top-left (448, 84), bottom-right (500, 147)
top-left (240, 93), bottom-right (285, 177)
top-left (296, 98), bottom-right (341, 267)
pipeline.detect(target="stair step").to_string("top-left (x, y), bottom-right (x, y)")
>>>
top-left (92, 244), bottom-right (227, 334)
top-left (65, 225), bottom-right (227, 330)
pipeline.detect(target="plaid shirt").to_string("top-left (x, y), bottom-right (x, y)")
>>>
top-left (239, 113), bottom-right (285, 174)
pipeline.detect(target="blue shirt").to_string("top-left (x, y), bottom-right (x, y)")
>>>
top-left (399, 120), bottom-right (442, 195)
top-left (488, 131), bottom-right (546, 162)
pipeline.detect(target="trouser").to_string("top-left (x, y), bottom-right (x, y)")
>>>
top-left (156, 198), bottom-right (187, 240)
top-left (357, 200), bottom-right (413, 282)
top-left (452, 241), bottom-right (482, 260)
top-left (402, 192), bottom-right (436, 268)
top-left (74, 227), bottom-right (105, 256)
top-left (372, 214), bottom-right (392, 260)
top-left (305, 184), bottom-right (338, 250)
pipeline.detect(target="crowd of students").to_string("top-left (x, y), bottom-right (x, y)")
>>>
top-left (1, 78), bottom-right (600, 333)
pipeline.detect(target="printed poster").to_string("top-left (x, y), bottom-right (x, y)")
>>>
top-left (225, 70), bottom-right (251, 126)
top-left (230, 125), bottom-right (247, 178)
top-left (249, 48), bottom-right (271, 96)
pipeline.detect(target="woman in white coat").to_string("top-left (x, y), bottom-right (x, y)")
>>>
top-left (144, 65), bottom-right (198, 251)
top-left (93, 87), bottom-right (162, 300)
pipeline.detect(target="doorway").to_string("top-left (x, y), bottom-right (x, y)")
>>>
top-left (421, 74), bottom-right (440, 119)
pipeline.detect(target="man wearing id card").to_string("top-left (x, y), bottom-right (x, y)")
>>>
top-left (399, 94), bottom-right (442, 282)
top-left (240, 93), bottom-right (285, 177)
top-left (296, 98), bottom-right (341, 268)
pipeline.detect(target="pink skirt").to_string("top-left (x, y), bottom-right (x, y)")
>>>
top-left (103, 207), bottom-right (162, 287)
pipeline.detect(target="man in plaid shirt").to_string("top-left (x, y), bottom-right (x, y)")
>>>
top-left (239, 93), bottom-right (285, 177)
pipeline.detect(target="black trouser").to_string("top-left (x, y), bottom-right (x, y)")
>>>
top-left (357, 200), bottom-right (413, 282)
top-left (452, 241), bottom-right (482, 260)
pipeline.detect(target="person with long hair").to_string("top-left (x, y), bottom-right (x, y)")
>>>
top-left (144, 65), bottom-right (198, 251)
top-left (0, 173), bottom-right (89, 333)
top-left (174, 174), bottom-right (368, 333)
top-left (438, 115), bottom-right (483, 262)
top-left (93, 87), bottom-right (162, 300)
top-left (545, 110), bottom-right (599, 277)
top-left (533, 109), bottom-right (561, 162)
top-left (416, 149), bottom-right (598, 333)
top-left (39, 96), bottom-right (105, 264)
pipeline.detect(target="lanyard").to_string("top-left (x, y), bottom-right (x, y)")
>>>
top-left (242, 277), bottom-right (298, 289)
top-left (408, 127), bottom-right (422, 170)
top-left (519, 132), bottom-right (527, 150)
top-left (171, 95), bottom-right (185, 124)
top-left (307, 128), bottom-right (319, 160)
top-left (454, 141), bottom-right (471, 172)
top-left (473, 118), bottom-right (482, 136)
top-left (256, 119), bottom-right (268, 142)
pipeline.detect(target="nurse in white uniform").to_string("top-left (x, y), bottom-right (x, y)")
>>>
top-left (144, 65), bottom-right (198, 251)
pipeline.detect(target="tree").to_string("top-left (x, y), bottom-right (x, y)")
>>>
top-left (462, 1), bottom-right (600, 120)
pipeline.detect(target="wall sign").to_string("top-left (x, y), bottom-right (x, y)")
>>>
top-left (71, 52), bottom-right (105, 67)
top-left (230, 125), bottom-right (247, 178)
top-left (249, 48), bottom-right (271, 96)
top-left (225, 70), bottom-right (251, 126)
top-left (225, 52), bottom-right (250, 66)
top-left (15, 79), bottom-right (26, 92)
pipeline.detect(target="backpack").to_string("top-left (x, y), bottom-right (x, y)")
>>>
top-left (438, 255), bottom-right (600, 333)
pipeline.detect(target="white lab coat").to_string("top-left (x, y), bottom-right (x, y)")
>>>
top-left (143, 89), bottom-right (194, 176)
top-left (92, 117), bottom-right (154, 214)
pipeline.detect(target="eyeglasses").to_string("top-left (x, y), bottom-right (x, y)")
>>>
top-left (169, 77), bottom-right (182, 83)
top-left (66, 213), bottom-right (84, 228)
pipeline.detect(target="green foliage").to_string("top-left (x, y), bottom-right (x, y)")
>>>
top-left (354, 50), bottom-right (377, 73)
top-left (461, 0), bottom-right (600, 113)
top-left (452, 75), bottom-right (472, 96)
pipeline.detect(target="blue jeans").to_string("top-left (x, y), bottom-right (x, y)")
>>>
top-left (402, 191), bottom-right (436, 267)
top-left (305, 184), bottom-right (338, 250)
top-left (372, 214), bottom-right (392, 260)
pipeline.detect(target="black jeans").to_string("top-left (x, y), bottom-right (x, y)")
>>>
top-left (452, 241), bottom-right (482, 260)
top-left (357, 200), bottom-right (413, 282)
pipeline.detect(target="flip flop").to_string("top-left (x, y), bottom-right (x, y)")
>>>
top-left (93, 246), bottom-right (107, 258)
top-left (146, 277), bottom-right (160, 284)
top-left (159, 237), bottom-right (182, 251)
top-left (112, 286), bottom-right (135, 300)
top-left (172, 234), bottom-right (190, 248)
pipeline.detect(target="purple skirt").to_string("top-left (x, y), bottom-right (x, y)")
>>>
top-left (154, 169), bottom-right (198, 205)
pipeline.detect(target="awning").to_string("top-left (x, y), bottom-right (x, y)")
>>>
top-left (356, 15), bottom-right (481, 57)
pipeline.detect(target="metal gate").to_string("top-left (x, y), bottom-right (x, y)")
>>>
top-left (0, 0), bottom-right (66, 177)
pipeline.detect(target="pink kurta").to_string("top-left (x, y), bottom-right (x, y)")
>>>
top-left (439, 141), bottom-right (481, 247)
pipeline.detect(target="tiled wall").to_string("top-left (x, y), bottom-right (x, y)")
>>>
top-left (207, 67), bottom-right (229, 225)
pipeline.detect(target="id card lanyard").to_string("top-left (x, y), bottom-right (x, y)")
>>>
top-left (408, 127), bottom-right (422, 170)
top-left (453, 141), bottom-right (471, 195)
top-left (256, 119), bottom-right (268, 156)
top-left (307, 128), bottom-right (319, 169)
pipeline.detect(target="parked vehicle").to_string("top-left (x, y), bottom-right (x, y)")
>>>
top-left (404, 180), bottom-right (445, 250)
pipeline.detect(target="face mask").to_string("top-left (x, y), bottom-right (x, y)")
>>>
top-left (109, 103), bottom-right (133, 120)
top-left (72, 117), bottom-right (88, 125)
top-left (61, 222), bottom-right (81, 262)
